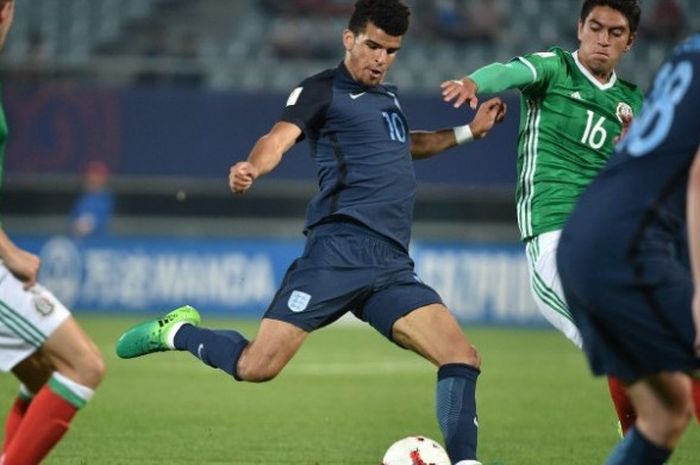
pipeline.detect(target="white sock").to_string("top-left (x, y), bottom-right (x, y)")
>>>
top-left (166, 321), bottom-right (188, 349)
top-left (52, 372), bottom-right (95, 402)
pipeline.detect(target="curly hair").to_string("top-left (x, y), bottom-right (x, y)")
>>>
top-left (348, 0), bottom-right (410, 37)
top-left (580, 0), bottom-right (642, 34)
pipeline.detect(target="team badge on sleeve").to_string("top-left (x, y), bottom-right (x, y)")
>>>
top-left (616, 102), bottom-right (634, 123)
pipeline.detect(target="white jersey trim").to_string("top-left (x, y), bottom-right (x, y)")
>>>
top-left (518, 98), bottom-right (541, 238)
top-left (517, 56), bottom-right (538, 82)
top-left (573, 50), bottom-right (617, 90)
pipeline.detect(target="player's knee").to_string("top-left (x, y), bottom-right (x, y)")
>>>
top-left (236, 357), bottom-right (282, 383)
top-left (72, 350), bottom-right (106, 389)
top-left (457, 343), bottom-right (481, 369)
top-left (236, 364), bottom-right (280, 383)
top-left (437, 340), bottom-right (481, 369)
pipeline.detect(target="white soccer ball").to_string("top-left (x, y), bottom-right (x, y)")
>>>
top-left (382, 436), bottom-right (451, 465)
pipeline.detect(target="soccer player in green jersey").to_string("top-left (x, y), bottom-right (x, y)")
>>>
top-left (442, 0), bottom-right (650, 433)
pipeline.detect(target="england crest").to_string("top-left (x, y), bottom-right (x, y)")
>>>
top-left (288, 290), bottom-right (311, 313)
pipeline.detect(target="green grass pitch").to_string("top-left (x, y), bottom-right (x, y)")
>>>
top-left (1, 315), bottom-right (698, 464)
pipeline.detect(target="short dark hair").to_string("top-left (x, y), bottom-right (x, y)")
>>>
top-left (580, 0), bottom-right (641, 34)
top-left (348, 0), bottom-right (410, 37)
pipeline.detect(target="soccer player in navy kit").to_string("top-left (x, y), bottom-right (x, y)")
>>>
top-left (557, 33), bottom-right (700, 464)
top-left (116, 1), bottom-right (506, 464)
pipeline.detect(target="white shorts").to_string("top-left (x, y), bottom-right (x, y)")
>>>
top-left (525, 230), bottom-right (583, 349)
top-left (0, 264), bottom-right (71, 372)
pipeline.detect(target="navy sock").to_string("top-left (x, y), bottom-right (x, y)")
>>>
top-left (174, 325), bottom-right (248, 380)
top-left (606, 426), bottom-right (672, 465)
top-left (436, 363), bottom-right (480, 462)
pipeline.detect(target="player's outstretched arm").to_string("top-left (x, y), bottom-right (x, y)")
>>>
top-left (0, 228), bottom-right (40, 289)
top-left (410, 97), bottom-right (506, 160)
top-left (688, 143), bottom-right (700, 357)
top-left (441, 61), bottom-right (536, 109)
top-left (229, 121), bottom-right (302, 194)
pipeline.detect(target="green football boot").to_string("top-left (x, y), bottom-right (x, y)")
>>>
top-left (115, 305), bottom-right (201, 359)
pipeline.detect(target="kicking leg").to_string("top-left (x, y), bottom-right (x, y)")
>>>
top-left (235, 318), bottom-right (307, 382)
top-left (175, 317), bottom-right (308, 382)
top-left (116, 306), bottom-right (307, 382)
top-left (392, 304), bottom-right (481, 465)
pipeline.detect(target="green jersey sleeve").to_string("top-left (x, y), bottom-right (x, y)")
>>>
top-left (469, 60), bottom-right (535, 94)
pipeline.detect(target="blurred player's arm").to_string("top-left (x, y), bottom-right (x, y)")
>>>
top-left (0, 228), bottom-right (40, 289)
top-left (441, 60), bottom-right (535, 109)
top-left (229, 121), bottom-right (302, 194)
top-left (688, 142), bottom-right (700, 357)
top-left (410, 97), bottom-right (506, 160)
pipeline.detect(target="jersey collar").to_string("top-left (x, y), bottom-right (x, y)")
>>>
top-left (338, 61), bottom-right (398, 95)
top-left (573, 50), bottom-right (618, 90)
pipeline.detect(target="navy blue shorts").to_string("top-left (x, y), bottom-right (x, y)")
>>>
top-left (263, 221), bottom-right (442, 341)
top-left (558, 235), bottom-right (700, 383)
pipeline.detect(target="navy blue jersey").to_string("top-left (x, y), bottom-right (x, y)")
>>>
top-left (281, 62), bottom-right (415, 250)
top-left (564, 34), bottom-right (700, 272)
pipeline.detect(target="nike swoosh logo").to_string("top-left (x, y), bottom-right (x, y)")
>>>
top-left (349, 92), bottom-right (366, 100)
top-left (197, 343), bottom-right (204, 359)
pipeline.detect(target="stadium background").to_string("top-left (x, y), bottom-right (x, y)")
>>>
top-left (1, 0), bottom-right (697, 320)
top-left (2, 2), bottom-right (700, 464)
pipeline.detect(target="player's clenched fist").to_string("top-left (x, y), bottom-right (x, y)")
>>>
top-left (229, 161), bottom-right (259, 194)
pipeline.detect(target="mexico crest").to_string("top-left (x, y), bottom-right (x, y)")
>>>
top-left (616, 102), bottom-right (634, 123)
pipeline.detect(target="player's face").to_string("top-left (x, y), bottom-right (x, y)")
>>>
top-left (343, 21), bottom-right (402, 87)
top-left (577, 5), bottom-right (634, 81)
top-left (0, 0), bottom-right (13, 51)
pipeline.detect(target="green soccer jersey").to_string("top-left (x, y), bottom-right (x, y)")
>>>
top-left (513, 47), bottom-right (643, 240)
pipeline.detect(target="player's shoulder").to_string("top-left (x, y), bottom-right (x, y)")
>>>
top-left (518, 46), bottom-right (569, 77)
top-left (298, 67), bottom-right (337, 88)
top-left (615, 77), bottom-right (642, 98)
top-left (521, 46), bottom-right (566, 62)
top-left (284, 67), bottom-right (337, 107)
top-left (672, 33), bottom-right (700, 59)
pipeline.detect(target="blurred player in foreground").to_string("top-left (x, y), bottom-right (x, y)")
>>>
top-left (0, 1), bottom-right (106, 464)
top-left (441, 0), bottom-right (648, 432)
top-left (557, 33), bottom-right (700, 464)
top-left (116, 1), bottom-right (505, 463)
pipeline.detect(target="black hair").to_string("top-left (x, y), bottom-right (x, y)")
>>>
top-left (580, 0), bottom-right (641, 34)
top-left (348, 0), bottom-right (410, 37)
